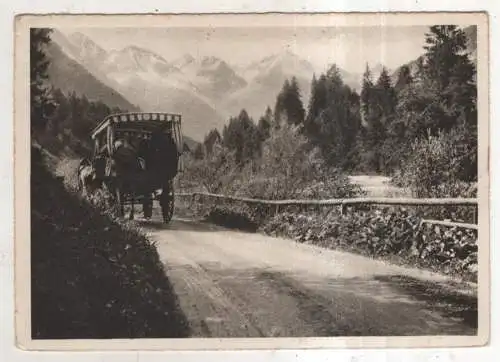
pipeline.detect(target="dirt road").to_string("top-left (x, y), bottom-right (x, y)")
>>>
top-left (139, 217), bottom-right (477, 338)
top-left (348, 175), bottom-right (410, 197)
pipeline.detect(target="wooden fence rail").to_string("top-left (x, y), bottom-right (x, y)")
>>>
top-left (176, 192), bottom-right (479, 230)
top-left (177, 192), bottom-right (477, 207)
top-left (419, 219), bottom-right (478, 230)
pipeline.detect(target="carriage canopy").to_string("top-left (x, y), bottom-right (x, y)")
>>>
top-left (90, 112), bottom-right (184, 172)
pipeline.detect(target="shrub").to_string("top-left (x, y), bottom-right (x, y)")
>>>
top-left (390, 127), bottom-right (478, 223)
top-left (260, 206), bottom-right (478, 281)
top-left (224, 124), bottom-right (365, 200)
top-left (393, 128), bottom-right (477, 198)
top-left (178, 144), bottom-right (239, 194)
top-left (180, 123), bottom-right (364, 201)
top-left (206, 205), bottom-right (260, 232)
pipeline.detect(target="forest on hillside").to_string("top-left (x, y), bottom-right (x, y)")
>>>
top-left (31, 29), bottom-right (132, 157)
top-left (184, 25), bottom-right (477, 200)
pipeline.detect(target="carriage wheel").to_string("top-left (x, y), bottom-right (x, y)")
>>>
top-left (160, 181), bottom-right (175, 223)
top-left (128, 198), bottom-right (135, 220)
top-left (143, 194), bottom-right (153, 219)
top-left (77, 178), bottom-right (86, 198)
top-left (100, 181), bottom-right (115, 210)
top-left (115, 187), bottom-right (125, 218)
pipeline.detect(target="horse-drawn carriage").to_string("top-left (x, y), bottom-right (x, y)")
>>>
top-left (79, 112), bottom-right (183, 223)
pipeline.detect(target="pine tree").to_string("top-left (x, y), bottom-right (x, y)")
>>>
top-left (307, 74), bottom-right (317, 107)
top-left (310, 64), bottom-right (360, 167)
top-left (423, 25), bottom-right (477, 180)
top-left (30, 28), bottom-right (56, 133)
top-left (358, 63), bottom-right (391, 173)
top-left (222, 110), bottom-right (261, 165)
top-left (360, 63), bottom-right (374, 125)
top-left (274, 77), bottom-right (305, 127)
top-left (305, 74), bottom-right (328, 138)
top-left (411, 25), bottom-right (477, 133)
top-left (326, 64), bottom-right (343, 89)
top-left (395, 65), bottom-right (413, 93)
top-left (193, 143), bottom-right (205, 160)
top-left (274, 79), bottom-right (290, 127)
top-left (203, 128), bottom-right (222, 155)
top-left (375, 67), bottom-right (402, 173)
top-left (48, 89), bottom-right (68, 136)
top-left (413, 56), bottom-right (425, 85)
top-left (305, 74), bottom-right (318, 134)
top-left (392, 25), bottom-right (477, 183)
top-left (374, 66), bottom-right (397, 124)
top-left (286, 77), bottom-right (305, 126)
top-left (257, 106), bottom-right (272, 141)
top-left (424, 26), bottom-right (474, 92)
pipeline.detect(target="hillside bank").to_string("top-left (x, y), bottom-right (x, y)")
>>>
top-left (31, 146), bottom-right (190, 339)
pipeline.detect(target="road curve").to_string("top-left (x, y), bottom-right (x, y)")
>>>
top-left (137, 217), bottom-right (477, 338)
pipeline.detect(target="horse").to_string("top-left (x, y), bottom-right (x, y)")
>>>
top-left (77, 158), bottom-right (100, 198)
top-left (107, 140), bottom-right (150, 220)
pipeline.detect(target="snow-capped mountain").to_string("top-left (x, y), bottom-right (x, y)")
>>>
top-left (67, 32), bottom-right (107, 63)
top-left (172, 53), bottom-right (196, 69)
top-left (50, 31), bottom-right (362, 140)
top-left (51, 32), bottom-right (227, 141)
top-left (243, 49), bottom-right (315, 84)
top-left (45, 40), bottom-right (140, 112)
top-left (222, 50), bottom-right (316, 118)
top-left (100, 46), bottom-right (204, 94)
top-left (175, 54), bottom-right (247, 101)
top-left (103, 45), bottom-right (177, 76)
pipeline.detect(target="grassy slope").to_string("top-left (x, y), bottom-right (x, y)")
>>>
top-left (31, 147), bottom-right (190, 339)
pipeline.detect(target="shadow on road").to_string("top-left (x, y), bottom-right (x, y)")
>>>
top-left (250, 270), bottom-right (478, 336)
top-left (135, 218), bottom-right (226, 233)
top-left (374, 275), bottom-right (478, 329)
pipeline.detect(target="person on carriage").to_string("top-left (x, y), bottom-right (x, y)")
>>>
top-left (147, 127), bottom-right (179, 181)
top-left (112, 136), bottom-right (145, 174)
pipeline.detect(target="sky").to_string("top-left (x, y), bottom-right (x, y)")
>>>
top-left (58, 25), bottom-right (431, 74)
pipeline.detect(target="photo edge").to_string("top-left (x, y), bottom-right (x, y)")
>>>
top-left (16, 11), bottom-right (487, 351)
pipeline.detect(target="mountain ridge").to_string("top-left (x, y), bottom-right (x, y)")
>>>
top-left (52, 31), bottom-right (331, 139)
top-left (46, 40), bottom-right (140, 112)
top-left (46, 34), bottom-right (199, 147)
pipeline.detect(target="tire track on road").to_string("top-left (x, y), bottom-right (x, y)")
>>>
top-left (156, 231), bottom-right (265, 337)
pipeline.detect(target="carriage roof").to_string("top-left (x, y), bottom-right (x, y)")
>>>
top-left (90, 112), bottom-right (182, 140)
